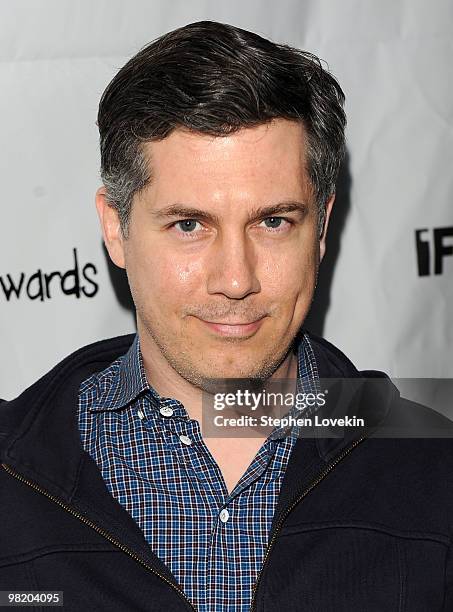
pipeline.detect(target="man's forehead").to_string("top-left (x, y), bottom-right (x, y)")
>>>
top-left (138, 119), bottom-right (311, 201)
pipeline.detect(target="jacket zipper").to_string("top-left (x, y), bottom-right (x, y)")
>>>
top-left (250, 435), bottom-right (367, 611)
top-left (1, 463), bottom-right (197, 612)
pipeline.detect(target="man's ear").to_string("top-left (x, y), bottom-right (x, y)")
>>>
top-left (95, 186), bottom-right (126, 269)
top-left (319, 193), bottom-right (335, 263)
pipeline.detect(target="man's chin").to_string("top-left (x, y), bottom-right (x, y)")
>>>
top-left (190, 370), bottom-right (269, 396)
top-left (183, 353), bottom-right (289, 394)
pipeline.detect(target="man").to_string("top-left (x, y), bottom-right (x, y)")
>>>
top-left (1, 20), bottom-right (453, 612)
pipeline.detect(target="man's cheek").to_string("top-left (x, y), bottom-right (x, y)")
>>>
top-left (174, 260), bottom-right (204, 285)
top-left (262, 259), bottom-right (305, 295)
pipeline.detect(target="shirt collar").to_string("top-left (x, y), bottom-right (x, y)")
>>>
top-left (90, 333), bottom-right (157, 412)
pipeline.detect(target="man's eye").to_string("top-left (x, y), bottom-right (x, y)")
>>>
top-left (174, 219), bottom-right (201, 233)
top-left (259, 217), bottom-right (290, 230)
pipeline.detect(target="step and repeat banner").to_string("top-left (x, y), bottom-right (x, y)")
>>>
top-left (1, 0), bottom-right (452, 400)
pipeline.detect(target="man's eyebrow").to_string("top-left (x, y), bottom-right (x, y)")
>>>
top-left (150, 201), bottom-right (309, 224)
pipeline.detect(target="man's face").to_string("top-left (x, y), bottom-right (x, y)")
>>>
top-left (99, 119), bottom-right (333, 389)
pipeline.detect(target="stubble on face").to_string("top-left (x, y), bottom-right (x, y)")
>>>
top-left (136, 300), bottom-right (308, 394)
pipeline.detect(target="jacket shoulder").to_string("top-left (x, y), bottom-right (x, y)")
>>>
top-left (0, 333), bottom-right (136, 451)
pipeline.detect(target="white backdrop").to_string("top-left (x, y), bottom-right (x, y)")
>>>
top-left (1, 0), bottom-right (452, 400)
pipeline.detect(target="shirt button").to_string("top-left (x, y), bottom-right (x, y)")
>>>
top-left (137, 409), bottom-right (145, 420)
top-left (160, 406), bottom-right (174, 417)
top-left (219, 508), bottom-right (230, 523)
top-left (179, 434), bottom-right (192, 445)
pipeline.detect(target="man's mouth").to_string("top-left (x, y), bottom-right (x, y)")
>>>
top-left (195, 316), bottom-right (266, 338)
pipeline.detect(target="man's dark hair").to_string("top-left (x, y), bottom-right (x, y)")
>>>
top-left (97, 20), bottom-right (346, 239)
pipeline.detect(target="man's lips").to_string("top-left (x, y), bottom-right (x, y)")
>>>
top-left (195, 316), bottom-right (266, 337)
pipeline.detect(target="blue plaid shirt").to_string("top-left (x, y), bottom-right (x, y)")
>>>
top-left (77, 331), bottom-right (320, 611)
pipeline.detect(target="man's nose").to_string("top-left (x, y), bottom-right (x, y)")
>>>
top-left (206, 231), bottom-right (261, 299)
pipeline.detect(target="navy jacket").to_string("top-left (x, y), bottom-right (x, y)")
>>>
top-left (1, 332), bottom-right (453, 611)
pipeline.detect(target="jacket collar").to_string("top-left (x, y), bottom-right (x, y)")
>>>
top-left (268, 333), bottom-right (400, 534)
top-left (309, 334), bottom-right (399, 462)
